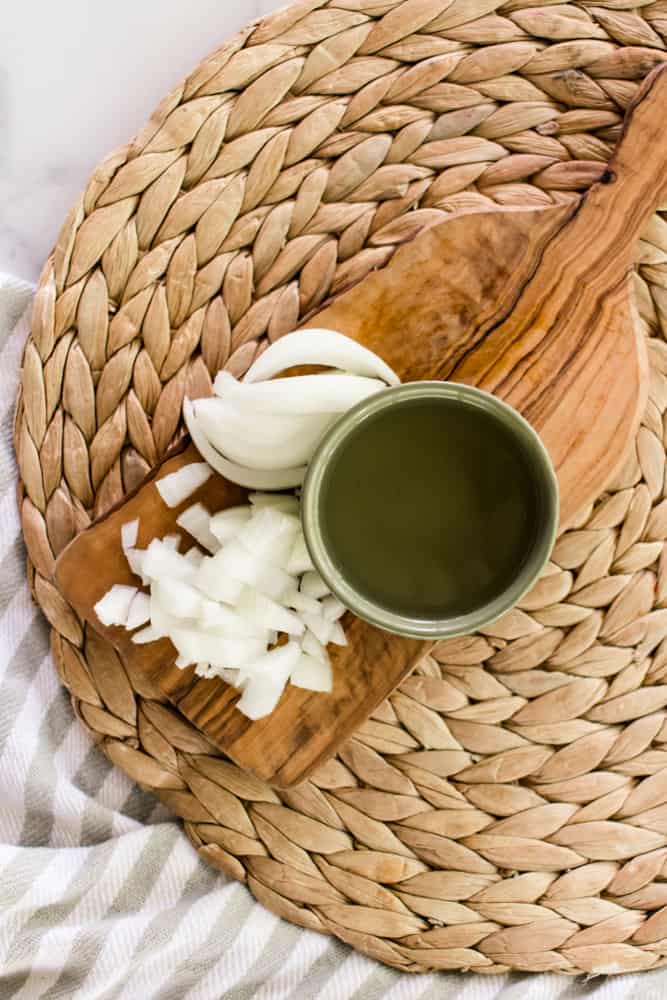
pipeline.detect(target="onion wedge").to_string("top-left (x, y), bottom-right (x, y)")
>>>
top-left (244, 329), bottom-right (400, 387)
top-left (184, 399), bottom-right (306, 490)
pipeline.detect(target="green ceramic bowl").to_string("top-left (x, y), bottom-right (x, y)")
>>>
top-left (301, 381), bottom-right (559, 640)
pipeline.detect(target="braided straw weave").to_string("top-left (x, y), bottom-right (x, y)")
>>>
top-left (14, 0), bottom-right (667, 977)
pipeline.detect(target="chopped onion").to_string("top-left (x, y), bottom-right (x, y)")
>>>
top-left (125, 548), bottom-right (149, 585)
top-left (184, 547), bottom-right (205, 567)
top-left (170, 629), bottom-right (265, 668)
top-left (249, 493), bottom-right (299, 515)
top-left (214, 370), bottom-right (386, 415)
top-left (291, 653), bottom-right (333, 692)
top-left (162, 534), bottom-right (181, 551)
top-left (131, 625), bottom-right (161, 645)
top-left (286, 588), bottom-right (322, 617)
top-left (241, 641), bottom-right (301, 683)
top-left (185, 399), bottom-right (306, 490)
top-left (199, 599), bottom-right (268, 638)
top-left (244, 329), bottom-right (400, 388)
top-left (142, 539), bottom-right (196, 583)
top-left (235, 677), bottom-right (285, 721)
top-left (94, 585), bottom-right (138, 627)
top-left (156, 462), bottom-right (212, 508)
top-left (300, 571), bottom-right (330, 600)
top-left (126, 591), bottom-right (150, 630)
top-left (121, 519), bottom-right (139, 551)
top-left (330, 621), bottom-right (347, 646)
top-left (322, 595), bottom-right (345, 622)
top-left (237, 589), bottom-right (305, 637)
top-left (177, 503), bottom-right (220, 553)
top-left (209, 506), bottom-right (252, 544)
top-left (216, 539), bottom-right (269, 586)
top-left (256, 564), bottom-right (294, 602)
top-left (301, 613), bottom-right (333, 646)
top-left (153, 579), bottom-right (204, 619)
top-left (287, 535), bottom-right (314, 575)
top-left (237, 508), bottom-right (299, 566)
top-left (302, 629), bottom-right (329, 662)
top-left (194, 557), bottom-right (244, 605)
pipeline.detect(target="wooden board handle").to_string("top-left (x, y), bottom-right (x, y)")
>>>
top-left (575, 64), bottom-right (667, 269)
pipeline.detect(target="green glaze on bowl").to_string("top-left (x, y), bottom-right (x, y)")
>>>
top-left (301, 381), bottom-right (559, 640)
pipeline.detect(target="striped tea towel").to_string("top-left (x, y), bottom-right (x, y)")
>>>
top-left (0, 271), bottom-right (665, 999)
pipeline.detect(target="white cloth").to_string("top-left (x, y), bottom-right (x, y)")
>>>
top-left (0, 271), bottom-right (664, 998)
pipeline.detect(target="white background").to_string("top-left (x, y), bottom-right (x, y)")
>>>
top-left (0, 0), bottom-right (285, 282)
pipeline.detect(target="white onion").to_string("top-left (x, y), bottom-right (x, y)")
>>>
top-left (286, 588), bottom-right (322, 617)
top-left (330, 621), bottom-right (347, 646)
top-left (185, 399), bottom-right (306, 490)
top-left (162, 534), bottom-right (181, 551)
top-left (184, 547), bottom-right (205, 567)
top-left (256, 564), bottom-right (294, 603)
top-left (177, 503), bottom-right (220, 553)
top-left (322, 596), bottom-right (345, 622)
top-left (291, 653), bottom-right (333, 692)
top-left (237, 508), bottom-right (299, 566)
top-left (194, 397), bottom-right (333, 470)
top-left (300, 571), bottom-right (330, 600)
top-left (194, 557), bottom-right (244, 605)
top-left (214, 370), bottom-right (386, 415)
top-left (302, 630), bottom-right (329, 662)
top-left (156, 462), bottom-right (212, 508)
top-left (237, 589), bottom-right (305, 637)
top-left (142, 540), bottom-right (196, 583)
top-left (125, 548), bottom-right (149, 585)
top-left (94, 585), bottom-right (137, 627)
top-left (171, 629), bottom-right (265, 668)
top-left (301, 613), bottom-right (333, 646)
top-left (153, 578), bottom-right (204, 619)
top-left (121, 519), bottom-right (139, 551)
top-left (235, 677), bottom-right (285, 721)
top-left (131, 625), bottom-right (161, 645)
top-left (209, 506), bottom-right (252, 544)
top-left (126, 591), bottom-right (150, 630)
top-left (287, 535), bottom-right (314, 575)
top-left (199, 599), bottom-right (268, 638)
top-left (249, 493), bottom-right (300, 515)
top-left (244, 329), bottom-right (400, 388)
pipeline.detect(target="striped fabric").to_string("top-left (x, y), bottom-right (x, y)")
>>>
top-left (0, 272), bottom-right (665, 998)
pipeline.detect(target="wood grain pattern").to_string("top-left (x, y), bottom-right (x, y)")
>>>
top-left (310, 65), bottom-right (667, 527)
top-left (55, 66), bottom-right (666, 789)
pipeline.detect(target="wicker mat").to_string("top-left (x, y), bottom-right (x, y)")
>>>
top-left (14, 0), bottom-right (667, 977)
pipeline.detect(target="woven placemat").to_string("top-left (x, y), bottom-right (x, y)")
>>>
top-left (14, 0), bottom-right (667, 977)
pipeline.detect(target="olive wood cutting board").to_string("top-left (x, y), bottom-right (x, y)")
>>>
top-left (56, 66), bottom-right (667, 788)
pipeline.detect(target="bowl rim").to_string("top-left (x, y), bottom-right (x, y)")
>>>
top-left (301, 381), bottom-right (560, 640)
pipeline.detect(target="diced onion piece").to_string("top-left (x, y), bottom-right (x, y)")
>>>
top-left (291, 654), bottom-right (333, 692)
top-left (244, 329), bottom-right (400, 388)
top-left (170, 629), bottom-right (265, 668)
top-left (300, 571), bottom-right (330, 599)
top-left (131, 625), bottom-right (161, 645)
top-left (285, 588), bottom-right (322, 617)
top-left (256, 564), bottom-right (294, 602)
top-left (94, 585), bottom-right (138, 627)
top-left (126, 591), bottom-right (151, 630)
top-left (184, 547), bottom-right (205, 567)
top-left (185, 399), bottom-right (306, 490)
top-left (142, 539), bottom-right (196, 583)
top-left (237, 508), bottom-right (299, 566)
top-left (150, 594), bottom-right (197, 639)
top-left (287, 535), bottom-right (314, 575)
top-left (193, 557), bottom-right (244, 604)
top-left (195, 397), bottom-right (333, 470)
top-left (162, 534), bottom-right (181, 551)
top-left (156, 462), bottom-right (212, 508)
top-left (235, 677), bottom-right (285, 721)
top-left (175, 654), bottom-right (191, 669)
top-left (214, 370), bottom-right (386, 415)
top-left (195, 662), bottom-right (214, 678)
top-left (153, 579), bottom-right (205, 619)
top-left (209, 506), bottom-right (252, 544)
top-left (301, 613), bottom-right (333, 646)
top-left (125, 548), bottom-right (149, 585)
top-left (215, 539), bottom-right (269, 586)
top-left (241, 641), bottom-right (301, 684)
top-left (177, 503), bottom-right (220, 553)
top-left (249, 493), bottom-right (299, 515)
top-left (121, 519), bottom-right (139, 551)
top-left (330, 621), bottom-right (347, 646)
top-left (302, 630), bottom-right (329, 662)
top-left (237, 589), bottom-right (305, 636)
top-left (322, 595), bottom-right (345, 622)
top-left (199, 599), bottom-right (268, 638)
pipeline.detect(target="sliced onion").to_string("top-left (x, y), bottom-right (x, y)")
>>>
top-left (291, 654), bottom-right (333, 693)
top-left (194, 397), bottom-right (334, 471)
top-left (214, 370), bottom-right (386, 415)
top-left (244, 329), bottom-right (400, 388)
top-left (156, 462), bottom-right (212, 508)
top-left (94, 585), bottom-right (138, 627)
top-left (126, 591), bottom-right (151, 630)
top-left (177, 503), bottom-right (220, 553)
top-left (121, 519), bottom-right (139, 551)
top-left (185, 399), bottom-right (306, 490)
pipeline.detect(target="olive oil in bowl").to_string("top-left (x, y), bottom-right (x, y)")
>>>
top-left (302, 382), bottom-right (559, 639)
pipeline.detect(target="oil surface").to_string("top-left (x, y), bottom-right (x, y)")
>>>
top-left (320, 397), bottom-right (541, 620)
